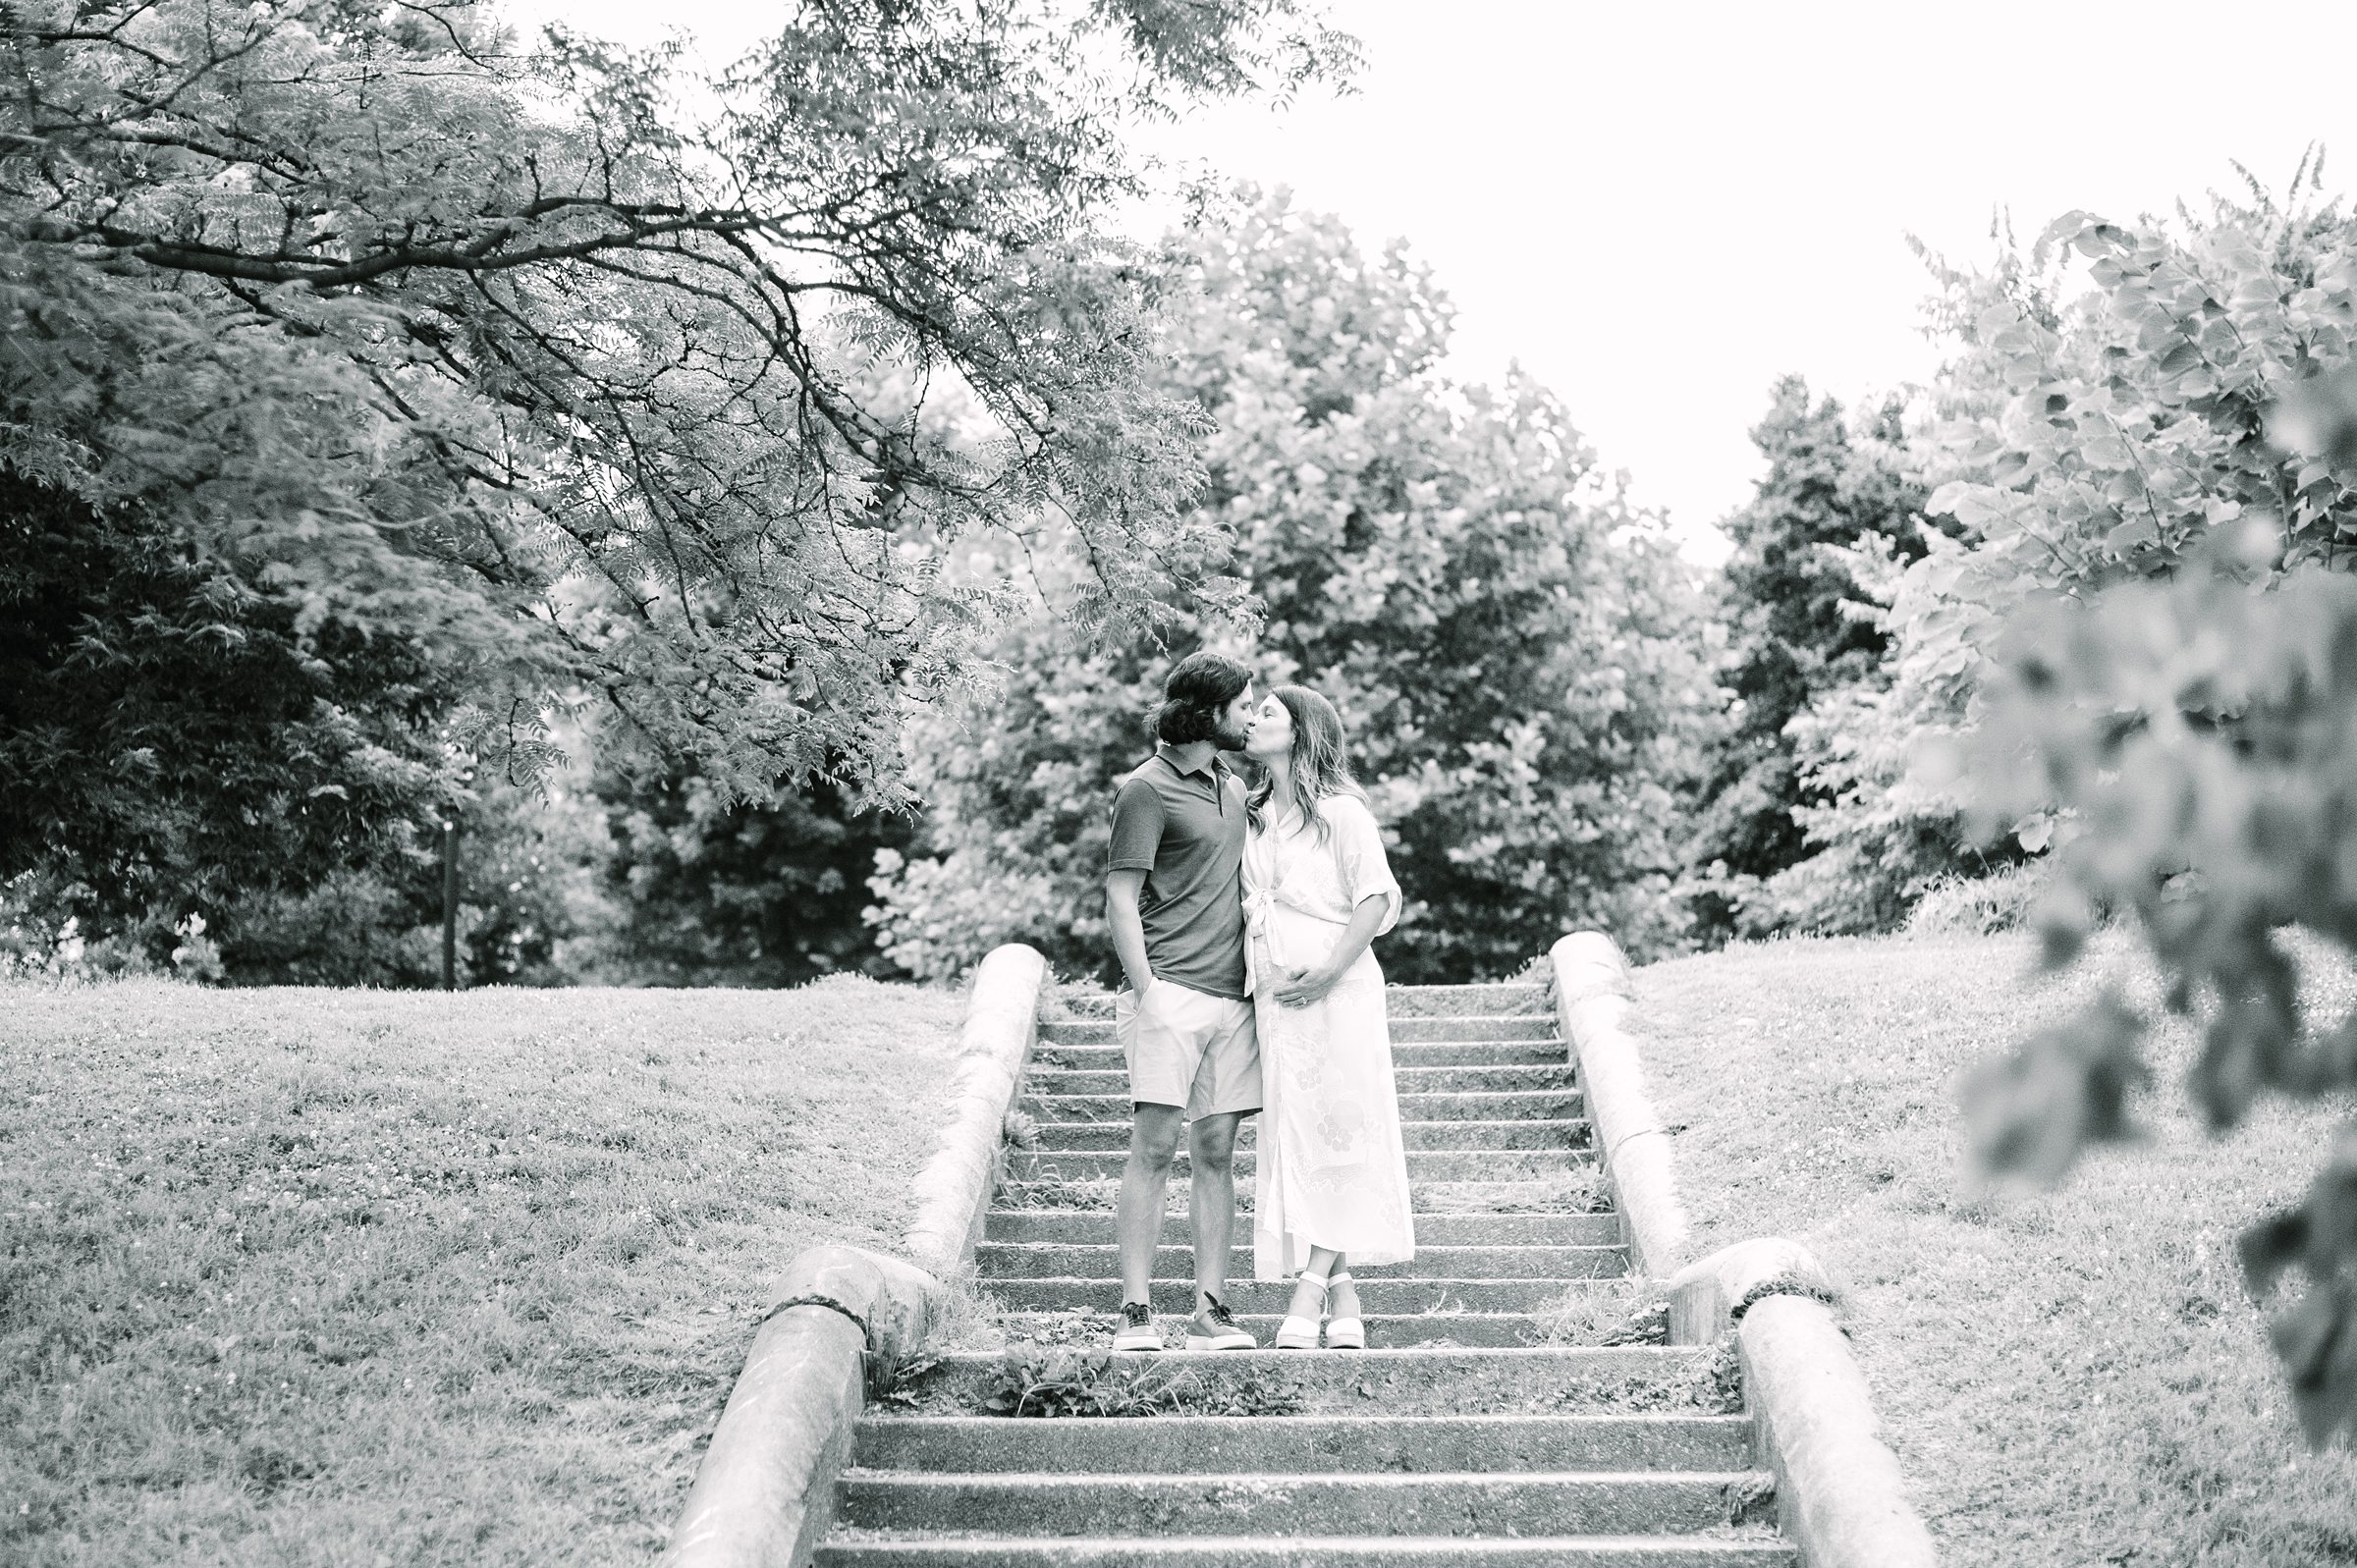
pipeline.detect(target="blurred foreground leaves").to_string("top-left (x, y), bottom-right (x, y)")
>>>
top-left (1949, 167), bottom-right (2357, 1442)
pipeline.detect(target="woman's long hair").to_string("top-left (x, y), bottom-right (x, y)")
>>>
top-left (1246, 685), bottom-right (1365, 844)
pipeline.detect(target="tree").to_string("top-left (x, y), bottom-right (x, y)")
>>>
top-left (590, 760), bottom-right (912, 987)
top-left (2, 0), bottom-right (1352, 961)
top-left (1690, 377), bottom-right (1932, 939)
top-left (1903, 164), bottom-right (2357, 1443)
top-left (215, 771), bottom-right (616, 987)
top-left (0, 469), bottom-right (627, 983)
top-left (2, 0), bottom-right (1352, 798)
top-left (868, 189), bottom-right (1717, 984)
top-left (0, 472), bottom-right (463, 938)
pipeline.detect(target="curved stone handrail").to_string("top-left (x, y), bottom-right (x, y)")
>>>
top-left (903, 943), bottom-right (1047, 1276)
top-left (660, 1245), bottom-right (938, 1568)
top-left (1553, 934), bottom-right (1939, 1568)
top-left (1548, 931), bottom-right (1692, 1277)
top-left (663, 943), bottom-right (1048, 1568)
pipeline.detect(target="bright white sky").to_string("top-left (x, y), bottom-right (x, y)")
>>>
top-left (508, 0), bottom-right (2357, 561)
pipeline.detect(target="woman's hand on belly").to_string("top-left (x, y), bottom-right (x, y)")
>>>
top-left (1273, 964), bottom-right (1341, 1008)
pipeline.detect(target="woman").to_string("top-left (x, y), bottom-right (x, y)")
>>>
top-left (1239, 685), bottom-right (1414, 1349)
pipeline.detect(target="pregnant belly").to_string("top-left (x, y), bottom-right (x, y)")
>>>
top-left (1256, 907), bottom-right (1379, 985)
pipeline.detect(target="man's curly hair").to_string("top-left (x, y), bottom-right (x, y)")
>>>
top-left (1155, 651), bottom-right (1253, 745)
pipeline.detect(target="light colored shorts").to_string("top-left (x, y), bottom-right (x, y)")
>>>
top-left (1118, 980), bottom-right (1262, 1121)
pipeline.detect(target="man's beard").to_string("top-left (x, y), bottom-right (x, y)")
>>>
top-left (1212, 713), bottom-right (1251, 751)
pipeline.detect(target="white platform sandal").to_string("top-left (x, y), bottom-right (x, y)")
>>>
top-left (1323, 1270), bottom-right (1365, 1350)
top-left (1274, 1269), bottom-right (1332, 1350)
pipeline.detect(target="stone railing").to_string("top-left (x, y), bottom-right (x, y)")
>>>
top-left (658, 944), bottom-right (1046, 1568)
top-left (1548, 931), bottom-right (1938, 1568)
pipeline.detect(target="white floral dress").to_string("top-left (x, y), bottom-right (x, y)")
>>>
top-left (1243, 791), bottom-right (1416, 1279)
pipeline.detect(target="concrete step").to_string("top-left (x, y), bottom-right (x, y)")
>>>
top-left (992, 1174), bottom-right (1612, 1217)
top-left (1394, 1064), bottom-right (1579, 1093)
top-left (982, 1212), bottom-right (1624, 1246)
top-left (975, 1243), bottom-right (1625, 1281)
top-left (1382, 982), bottom-right (1554, 1017)
top-left (1024, 1091), bottom-right (1583, 1124)
top-left (1031, 1041), bottom-right (1566, 1072)
top-left (835, 1470), bottom-right (1770, 1539)
top-left (1023, 1063), bottom-right (1581, 1097)
top-left (979, 1276), bottom-right (1624, 1314)
top-left (816, 1535), bottom-right (1794, 1566)
top-left (1390, 1042), bottom-right (1567, 1067)
top-left (1038, 1015), bottom-right (1561, 1048)
top-left (1027, 1119), bottom-right (1590, 1154)
top-left (901, 1346), bottom-right (1732, 1418)
top-left (851, 1414), bottom-right (1755, 1474)
top-left (1053, 983), bottom-right (1554, 1022)
top-left (990, 1311), bottom-right (1583, 1348)
top-left (1007, 1149), bottom-right (1595, 1183)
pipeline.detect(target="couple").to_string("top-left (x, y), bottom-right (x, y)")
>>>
top-left (1103, 650), bottom-right (1414, 1353)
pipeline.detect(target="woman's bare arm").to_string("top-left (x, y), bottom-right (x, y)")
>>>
top-left (1274, 892), bottom-right (1393, 1007)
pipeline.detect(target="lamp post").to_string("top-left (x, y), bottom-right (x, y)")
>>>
top-left (441, 819), bottom-right (459, 992)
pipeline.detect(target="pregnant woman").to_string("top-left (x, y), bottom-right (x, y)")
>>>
top-left (1239, 684), bottom-right (1415, 1349)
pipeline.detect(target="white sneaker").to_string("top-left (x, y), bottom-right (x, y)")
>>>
top-left (1111, 1301), bottom-right (1162, 1352)
top-left (1183, 1294), bottom-right (1257, 1350)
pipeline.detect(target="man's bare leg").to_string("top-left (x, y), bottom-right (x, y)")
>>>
top-left (1184, 1111), bottom-right (1254, 1345)
top-left (1115, 1105), bottom-right (1185, 1316)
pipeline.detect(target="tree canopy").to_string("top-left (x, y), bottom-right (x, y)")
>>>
top-left (1690, 376), bottom-right (1929, 939)
top-left (869, 189), bottom-right (1716, 984)
top-left (0, 472), bottom-right (458, 928)
top-left (3, 0), bottom-right (1353, 803)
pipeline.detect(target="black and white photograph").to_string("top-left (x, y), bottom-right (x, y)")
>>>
top-left (10, 1), bottom-right (2357, 1563)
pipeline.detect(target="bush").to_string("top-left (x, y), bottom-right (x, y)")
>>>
top-left (1903, 862), bottom-right (2054, 938)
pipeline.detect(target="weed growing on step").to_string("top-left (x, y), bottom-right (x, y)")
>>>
top-left (974, 1350), bottom-right (1305, 1418)
top-left (1532, 1280), bottom-right (1671, 1346)
top-left (1610, 1299), bottom-right (1672, 1345)
top-left (868, 1354), bottom-right (940, 1409)
top-left (996, 1179), bottom-right (1113, 1210)
top-left (1028, 1048), bottom-right (1112, 1071)
top-left (1039, 979), bottom-right (1113, 1019)
top-left (1533, 1343), bottom-right (1743, 1415)
top-left (1003, 1311), bottom-right (1113, 1351)
top-left (1418, 1171), bottom-right (1610, 1214)
top-left (1724, 1472), bottom-right (1778, 1529)
top-left (920, 1271), bottom-right (1015, 1354)
top-left (918, 1277), bottom-right (1125, 1356)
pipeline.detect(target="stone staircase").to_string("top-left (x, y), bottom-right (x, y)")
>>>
top-left (815, 980), bottom-right (1796, 1565)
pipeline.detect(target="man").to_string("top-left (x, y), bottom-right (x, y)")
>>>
top-left (1103, 650), bottom-right (1260, 1352)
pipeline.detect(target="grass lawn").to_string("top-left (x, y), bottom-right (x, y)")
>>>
top-left (1632, 932), bottom-right (2357, 1567)
top-left (1, 975), bottom-right (963, 1567)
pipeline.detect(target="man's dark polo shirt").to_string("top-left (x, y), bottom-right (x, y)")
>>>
top-left (1107, 745), bottom-right (1249, 1000)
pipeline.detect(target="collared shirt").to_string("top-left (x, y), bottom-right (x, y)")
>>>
top-left (1106, 743), bottom-right (1250, 1000)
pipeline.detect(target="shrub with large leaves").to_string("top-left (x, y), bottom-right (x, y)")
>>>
top-left (1934, 171), bottom-right (2357, 1444)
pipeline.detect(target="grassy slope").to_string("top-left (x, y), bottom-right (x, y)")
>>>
top-left (1, 976), bottom-right (962, 1567)
top-left (1632, 932), bottom-right (2357, 1568)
